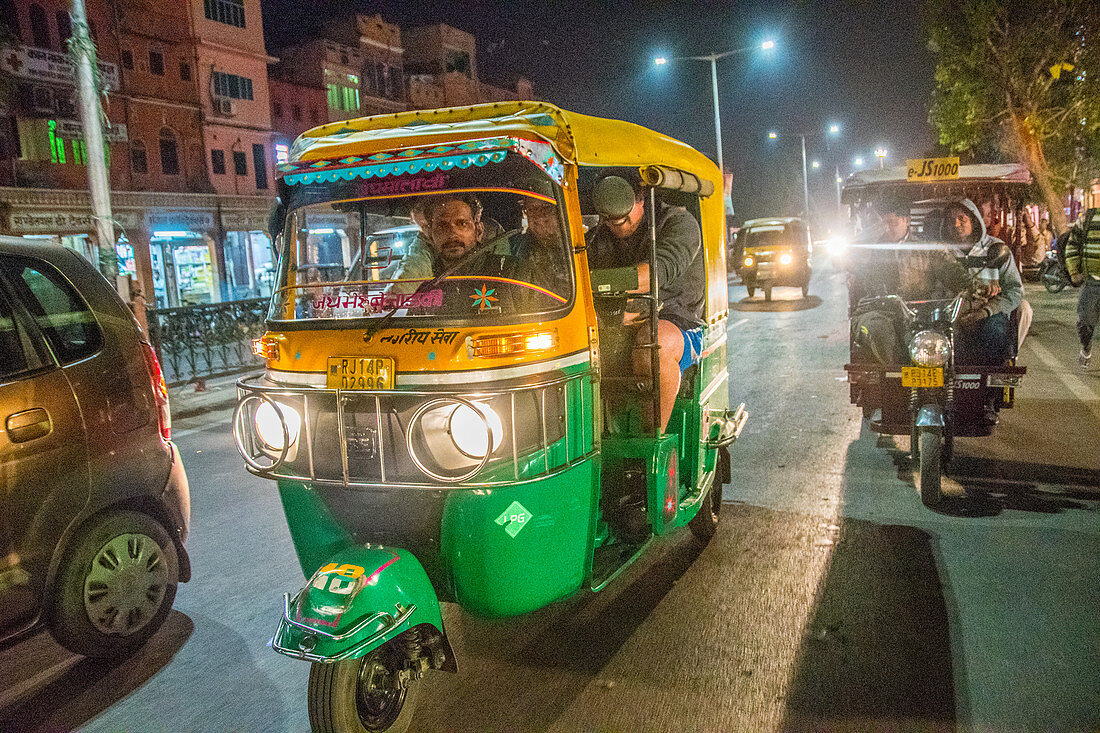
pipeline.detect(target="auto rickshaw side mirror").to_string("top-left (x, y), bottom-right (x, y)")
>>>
top-left (593, 176), bottom-right (637, 219)
top-left (985, 241), bottom-right (1011, 269)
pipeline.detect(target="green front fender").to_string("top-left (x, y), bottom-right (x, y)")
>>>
top-left (272, 544), bottom-right (446, 664)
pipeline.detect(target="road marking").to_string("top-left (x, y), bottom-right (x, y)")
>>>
top-left (1026, 339), bottom-right (1100, 419)
top-left (727, 317), bottom-right (749, 331)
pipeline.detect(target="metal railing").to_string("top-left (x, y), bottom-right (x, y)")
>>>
top-left (146, 297), bottom-right (268, 387)
top-left (233, 371), bottom-right (594, 489)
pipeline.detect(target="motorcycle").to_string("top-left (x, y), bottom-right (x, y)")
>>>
top-left (845, 242), bottom-right (1025, 506)
top-left (1038, 249), bottom-right (1069, 293)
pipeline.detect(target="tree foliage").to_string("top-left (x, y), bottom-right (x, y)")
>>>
top-left (927, 0), bottom-right (1100, 231)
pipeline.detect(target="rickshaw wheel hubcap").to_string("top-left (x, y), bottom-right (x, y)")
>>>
top-left (355, 652), bottom-right (405, 730)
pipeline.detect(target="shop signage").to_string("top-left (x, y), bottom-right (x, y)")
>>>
top-left (7, 209), bottom-right (139, 234)
top-left (0, 44), bottom-right (120, 92)
top-left (146, 211), bottom-right (215, 231)
top-left (56, 119), bottom-right (128, 143)
top-left (220, 211), bottom-right (270, 231)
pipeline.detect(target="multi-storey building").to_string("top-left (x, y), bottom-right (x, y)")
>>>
top-left (0, 0), bottom-right (277, 309)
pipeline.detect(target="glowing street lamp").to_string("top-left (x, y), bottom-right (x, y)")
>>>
top-left (655, 38), bottom-right (778, 174)
top-left (874, 147), bottom-right (889, 168)
top-left (854, 157), bottom-right (864, 167)
top-left (829, 124), bottom-right (840, 134)
top-left (768, 131), bottom-right (778, 140)
top-left (811, 160), bottom-right (820, 169)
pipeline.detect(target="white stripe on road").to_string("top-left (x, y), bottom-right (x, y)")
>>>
top-left (727, 317), bottom-right (749, 331)
top-left (1026, 339), bottom-right (1100, 419)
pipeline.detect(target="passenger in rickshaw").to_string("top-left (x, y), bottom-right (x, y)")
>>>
top-left (850, 195), bottom-right (969, 364)
top-left (943, 199), bottom-right (1023, 366)
top-left (585, 174), bottom-right (704, 431)
top-left (383, 198), bottom-right (434, 293)
top-left (510, 193), bottom-right (571, 296)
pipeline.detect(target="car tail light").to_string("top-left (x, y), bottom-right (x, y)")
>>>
top-left (141, 342), bottom-right (171, 441)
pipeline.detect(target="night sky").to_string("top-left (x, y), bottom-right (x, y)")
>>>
top-left (261, 0), bottom-right (937, 226)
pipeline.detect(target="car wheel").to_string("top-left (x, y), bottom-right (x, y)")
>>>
top-left (764, 287), bottom-right (773, 302)
top-left (801, 280), bottom-right (810, 298)
top-left (746, 285), bottom-right (755, 297)
top-left (48, 510), bottom-right (178, 658)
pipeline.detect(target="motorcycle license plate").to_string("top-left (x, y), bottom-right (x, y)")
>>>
top-left (326, 357), bottom-right (394, 389)
top-left (901, 366), bottom-right (943, 387)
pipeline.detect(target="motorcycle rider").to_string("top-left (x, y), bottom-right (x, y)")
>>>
top-left (849, 195), bottom-right (967, 364)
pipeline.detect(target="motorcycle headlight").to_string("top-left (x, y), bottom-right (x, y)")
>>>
top-left (743, 256), bottom-right (754, 267)
top-left (255, 400), bottom-right (301, 450)
top-left (908, 330), bottom-right (950, 367)
top-left (779, 253), bottom-right (793, 266)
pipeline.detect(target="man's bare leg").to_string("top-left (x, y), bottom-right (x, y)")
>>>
top-left (633, 319), bottom-right (685, 432)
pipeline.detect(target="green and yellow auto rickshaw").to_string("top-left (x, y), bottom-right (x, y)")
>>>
top-left (233, 101), bottom-right (747, 732)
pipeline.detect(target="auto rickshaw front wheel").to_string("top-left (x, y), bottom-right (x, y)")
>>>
top-left (764, 287), bottom-right (773, 302)
top-left (308, 643), bottom-right (420, 733)
top-left (689, 475), bottom-right (722, 543)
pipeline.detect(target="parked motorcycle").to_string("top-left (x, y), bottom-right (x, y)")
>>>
top-left (1038, 249), bottom-right (1069, 293)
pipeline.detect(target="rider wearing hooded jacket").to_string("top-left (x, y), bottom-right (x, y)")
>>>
top-left (943, 198), bottom-right (1023, 366)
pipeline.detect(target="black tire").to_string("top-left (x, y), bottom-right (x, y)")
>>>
top-left (689, 480), bottom-right (721, 543)
top-left (48, 510), bottom-right (178, 658)
top-left (746, 285), bottom-right (755, 297)
top-left (919, 427), bottom-right (944, 507)
top-left (764, 287), bottom-right (773, 302)
top-left (308, 645), bottom-right (420, 733)
top-left (801, 280), bottom-right (810, 298)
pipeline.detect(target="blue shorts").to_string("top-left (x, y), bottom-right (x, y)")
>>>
top-left (678, 326), bottom-right (704, 371)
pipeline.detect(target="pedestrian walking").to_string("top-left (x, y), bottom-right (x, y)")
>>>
top-left (1065, 208), bottom-right (1100, 369)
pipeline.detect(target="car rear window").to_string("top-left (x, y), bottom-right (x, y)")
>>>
top-left (1, 255), bottom-right (103, 365)
top-left (0, 286), bottom-right (46, 380)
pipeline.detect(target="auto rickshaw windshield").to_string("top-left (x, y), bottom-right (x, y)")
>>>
top-left (268, 168), bottom-right (574, 324)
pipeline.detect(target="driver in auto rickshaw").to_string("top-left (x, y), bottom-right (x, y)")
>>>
top-left (586, 174), bottom-right (705, 432)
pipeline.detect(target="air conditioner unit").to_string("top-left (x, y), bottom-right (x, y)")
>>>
top-left (214, 97), bottom-right (237, 117)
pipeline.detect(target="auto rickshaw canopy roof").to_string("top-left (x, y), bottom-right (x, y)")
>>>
top-left (284, 100), bottom-right (721, 188)
top-left (841, 163), bottom-right (1033, 205)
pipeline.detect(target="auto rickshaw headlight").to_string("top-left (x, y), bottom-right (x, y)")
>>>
top-left (744, 256), bottom-right (754, 267)
top-left (908, 330), bottom-right (950, 367)
top-left (779, 253), bottom-right (793, 266)
top-left (449, 402), bottom-right (504, 458)
top-left (255, 400), bottom-right (301, 451)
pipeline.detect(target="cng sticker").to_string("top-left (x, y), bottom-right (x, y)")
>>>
top-left (495, 501), bottom-right (533, 538)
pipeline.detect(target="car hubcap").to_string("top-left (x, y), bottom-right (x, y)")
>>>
top-left (355, 652), bottom-right (406, 730)
top-left (84, 533), bottom-right (168, 636)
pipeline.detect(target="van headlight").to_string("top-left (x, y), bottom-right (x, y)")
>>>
top-left (743, 256), bottom-right (754, 267)
top-left (779, 253), bottom-right (793, 265)
top-left (908, 330), bottom-right (950, 367)
top-left (255, 400), bottom-right (301, 450)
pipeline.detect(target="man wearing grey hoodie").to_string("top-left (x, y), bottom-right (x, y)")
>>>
top-left (944, 199), bottom-right (1023, 367)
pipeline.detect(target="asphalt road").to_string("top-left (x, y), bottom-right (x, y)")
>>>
top-left (1, 254), bottom-right (1097, 732)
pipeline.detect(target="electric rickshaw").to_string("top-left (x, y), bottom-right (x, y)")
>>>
top-left (841, 163), bottom-right (1029, 506)
top-left (232, 101), bottom-right (747, 732)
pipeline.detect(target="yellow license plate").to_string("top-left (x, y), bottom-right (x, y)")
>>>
top-left (326, 357), bottom-right (394, 390)
top-left (901, 366), bottom-right (943, 387)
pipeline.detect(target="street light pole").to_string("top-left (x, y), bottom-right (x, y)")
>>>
top-left (800, 134), bottom-right (810, 219)
top-left (70, 0), bottom-right (117, 282)
top-left (708, 56), bottom-right (723, 175)
top-left (655, 40), bottom-right (775, 176)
